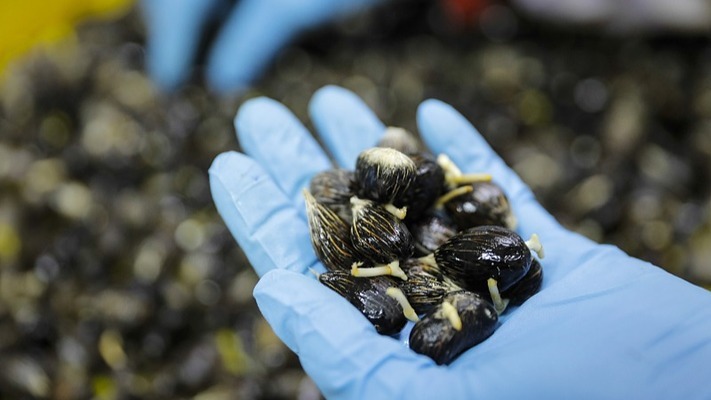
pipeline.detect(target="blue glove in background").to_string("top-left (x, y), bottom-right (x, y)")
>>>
top-left (141, 0), bottom-right (380, 93)
top-left (209, 85), bottom-right (711, 399)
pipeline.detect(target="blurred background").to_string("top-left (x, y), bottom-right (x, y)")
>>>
top-left (0, 0), bottom-right (710, 398)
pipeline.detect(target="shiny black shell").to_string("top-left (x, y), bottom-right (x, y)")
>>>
top-left (397, 153), bottom-right (445, 222)
top-left (304, 192), bottom-right (361, 272)
top-left (355, 147), bottom-right (417, 204)
top-left (310, 169), bottom-right (355, 222)
top-left (444, 181), bottom-right (514, 229)
top-left (351, 199), bottom-right (414, 264)
top-left (502, 258), bottom-right (543, 306)
top-left (409, 291), bottom-right (498, 365)
top-left (434, 225), bottom-right (532, 292)
top-left (318, 270), bottom-right (407, 335)
top-left (408, 210), bottom-right (457, 256)
top-left (400, 258), bottom-right (452, 314)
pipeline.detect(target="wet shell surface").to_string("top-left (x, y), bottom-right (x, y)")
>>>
top-left (444, 181), bottom-right (516, 230)
top-left (350, 197), bottom-right (414, 265)
top-left (303, 190), bottom-right (361, 271)
top-left (432, 225), bottom-right (532, 293)
top-left (409, 291), bottom-right (498, 365)
top-left (398, 153), bottom-right (445, 222)
top-left (355, 147), bottom-right (417, 204)
top-left (318, 270), bottom-right (408, 335)
top-left (502, 258), bottom-right (543, 306)
top-left (400, 258), bottom-right (453, 314)
top-left (309, 169), bottom-right (355, 222)
top-left (409, 210), bottom-right (457, 256)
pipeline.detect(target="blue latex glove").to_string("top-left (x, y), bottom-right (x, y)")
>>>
top-left (141, 0), bottom-right (380, 93)
top-left (209, 86), bottom-right (711, 399)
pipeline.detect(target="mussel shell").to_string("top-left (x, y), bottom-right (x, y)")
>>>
top-left (400, 258), bottom-right (452, 314)
top-left (355, 147), bottom-right (416, 204)
top-left (397, 153), bottom-right (445, 222)
top-left (351, 198), bottom-right (414, 264)
top-left (502, 258), bottom-right (543, 306)
top-left (309, 169), bottom-right (355, 222)
top-left (304, 191), bottom-right (361, 271)
top-left (376, 127), bottom-right (421, 155)
top-left (409, 290), bottom-right (498, 365)
top-left (318, 270), bottom-right (407, 335)
top-left (434, 225), bottom-right (532, 292)
top-left (444, 181), bottom-right (515, 229)
top-left (408, 210), bottom-right (457, 256)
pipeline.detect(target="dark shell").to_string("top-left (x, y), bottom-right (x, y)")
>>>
top-left (397, 153), bottom-right (445, 222)
top-left (309, 169), bottom-right (355, 222)
top-left (409, 291), bottom-right (498, 365)
top-left (502, 258), bottom-right (543, 307)
top-left (400, 258), bottom-right (453, 314)
top-left (408, 210), bottom-right (457, 256)
top-left (444, 181), bottom-right (515, 230)
top-left (355, 147), bottom-right (417, 204)
top-left (350, 197), bottom-right (414, 264)
top-left (434, 225), bottom-right (532, 293)
top-left (318, 270), bottom-right (407, 335)
top-left (304, 191), bottom-right (361, 272)
top-left (376, 127), bottom-right (421, 156)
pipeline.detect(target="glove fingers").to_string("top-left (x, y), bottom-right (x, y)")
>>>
top-left (235, 97), bottom-right (332, 208)
top-left (254, 268), bottom-right (477, 399)
top-left (142, 0), bottom-right (223, 91)
top-left (417, 99), bottom-right (597, 286)
top-left (209, 152), bottom-right (318, 277)
top-left (206, 0), bottom-right (381, 92)
top-left (206, 0), bottom-right (297, 92)
top-left (309, 85), bottom-right (386, 168)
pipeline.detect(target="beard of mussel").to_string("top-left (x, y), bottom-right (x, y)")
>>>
top-left (409, 290), bottom-right (498, 365)
top-left (355, 147), bottom-right (417, 205)
top-left (396, 153), bottom-right (445, 223)
top-left (444, 181), bottom-right (516, 230)
top-left (318, 270), bottom-right (409, 335)
top-left (350, 197), bottom-right (415, 265)
top-left (303, 190), bottom-right (360, 271)
top-left (309, 169), bottom-right (356, 222)
top-left (433, 226), bottom-right (532, 293)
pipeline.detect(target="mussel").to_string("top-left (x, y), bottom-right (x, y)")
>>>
top-left (420, 225), bottom-right (544, 294)
top-left (409, 290), bottom-right (498, 365)
top-left (442, 181), bottom-right (517, 230)
top-left (355, 147), bottom-right (417, 205)
top-left (318, 270), bottom-right (417, 335)
top-left (408, 210), bottom-right (457, 256)
top-left (303, 190), bottom-right (360, 272)
top-left (502, 258), bottom-right (543, 306)
top-left (400, 258), bottom-right (455, 315)
top-left (309, 169), bottom-right (355, 222)
top-left (397, 153), bottom-right (445, 222)
top-left (350, 197), bottom-right (414, 280)
top-left (376, 126), bottom-right (421, 156)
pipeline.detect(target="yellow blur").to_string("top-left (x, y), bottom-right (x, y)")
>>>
top-left (0, 0), bottom-right (135, 75)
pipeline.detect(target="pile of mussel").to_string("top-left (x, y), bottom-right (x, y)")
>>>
top-left (304, 128), bottom-right (545, 365)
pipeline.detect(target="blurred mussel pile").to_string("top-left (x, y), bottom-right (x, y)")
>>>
top-left (0, 1), bottom-right (710, 399)
top-left (306, 128), bottom-right (545, 364)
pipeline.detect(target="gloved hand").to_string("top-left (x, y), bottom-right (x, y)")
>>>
top-left (141, 0), bottom-right (380, 93)
top-left (209, 85), bottom-right (711, 399)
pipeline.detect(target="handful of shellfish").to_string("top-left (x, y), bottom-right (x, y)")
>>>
top-left (305, 127), bottom-right (545, 365)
